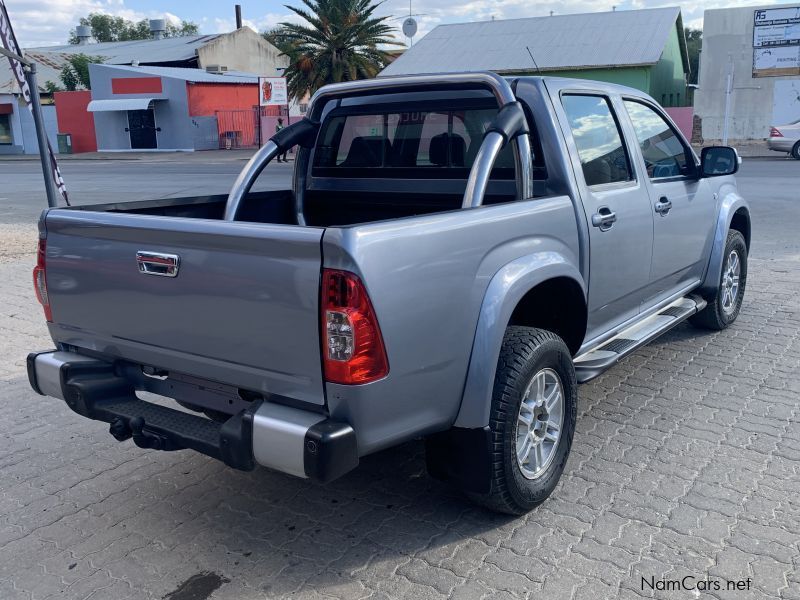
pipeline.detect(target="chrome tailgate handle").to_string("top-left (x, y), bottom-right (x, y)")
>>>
top-left (136, 251), bottom-right (180, 277)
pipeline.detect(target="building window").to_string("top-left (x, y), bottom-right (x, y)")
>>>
top-left (0, 114), bottom-right (11, 145)
top-left (661, 94), bottom-right (666, 106)
top-left (669, 93), bottom-right (674, 107)
top-left (677, 93), bottom-right (681, 106)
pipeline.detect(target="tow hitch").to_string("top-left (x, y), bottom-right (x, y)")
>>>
top-left (109, 416), bottom-right (185, 451)
top-left (28, 351), bottom-right (360, 482)
top-left (28, 350), bottom-right (257, 471)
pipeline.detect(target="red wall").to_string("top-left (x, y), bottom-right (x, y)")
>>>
top-left (111, 77), bottom-right (163, 94)
top-left (54, 90), bottom-right (97, 153)
top-left (664, 107), bottom-right (694, 142)
top-left (187, 83), bottom-right (259, 116)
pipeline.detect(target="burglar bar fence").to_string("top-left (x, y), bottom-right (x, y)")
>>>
top-left (215, 106), bottom-right (295, 150)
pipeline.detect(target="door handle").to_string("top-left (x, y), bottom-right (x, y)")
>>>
top-left (591, 207), bottom-right (617, 230)
top-left (137, 251), bottom-right (180, 277)
top-left (655, 196), bottom-right (673, 215)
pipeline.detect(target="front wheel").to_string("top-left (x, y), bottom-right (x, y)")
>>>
top-left (691, 229), bottom-right (747, 330)
top-left (792, 142), bottom-right (800, 160)
top-left (468, 327), bottom-right (577, 515)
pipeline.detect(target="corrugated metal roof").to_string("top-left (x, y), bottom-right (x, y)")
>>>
top-left (28, 35), bottom-right (221, 66)
top-left (381, 7), bottom-right (683, 76)
top-left (0, 51), bottom-right (72, 93)
top-left (0, 35), bottom-right (254, 93)
top-left (98, 64), bottom-right (258, 84)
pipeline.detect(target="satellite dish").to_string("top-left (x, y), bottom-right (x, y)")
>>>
top-left (402, 17), bottom-right (418, 38)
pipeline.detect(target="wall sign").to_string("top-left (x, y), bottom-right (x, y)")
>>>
top-left (259, 77), bottom-right (288, 106)
top-left (753, 6), bottom-right (800, 76)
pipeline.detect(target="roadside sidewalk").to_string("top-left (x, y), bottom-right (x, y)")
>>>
top-left (692, 141), bottom-right (789, 159)
top-left (0, 149), bottom-right (266, 162)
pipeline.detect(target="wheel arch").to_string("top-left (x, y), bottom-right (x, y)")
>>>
top-left (730, 207), bottom-right (751, 252)
top-left (508, 277), bottom-right (586, 356)
top-left (699, 192), bottom-right (751, 298)
top-left (454, 255), bottom-right (586, 429)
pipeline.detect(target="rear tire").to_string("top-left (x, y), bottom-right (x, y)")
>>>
top-left (792, 142), bottom-right (800, 160)
top-left (468, 327), bottom-right (577, 515)
top-left (691, 229), bottom-right (747, 330)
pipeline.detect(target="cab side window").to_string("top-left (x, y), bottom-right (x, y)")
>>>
top-left (623, 100), bottom-right (694, 179)
top-left (562, 94), bottom-right (633, 187)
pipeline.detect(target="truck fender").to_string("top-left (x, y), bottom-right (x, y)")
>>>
top-left (454, 253), bottom-right (585, 429)
top-left (698, 187), bottom-right (751, 298)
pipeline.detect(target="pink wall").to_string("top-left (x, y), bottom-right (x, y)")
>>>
top-left (664, 107), bottom-right (693, 141)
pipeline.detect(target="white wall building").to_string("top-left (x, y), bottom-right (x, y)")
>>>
top-left (694, 5), bottom-right (800, 142)
top-left (0, 93), bottom-right (59, 155)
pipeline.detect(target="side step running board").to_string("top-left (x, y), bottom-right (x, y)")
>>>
top-left (574, 295), bottom-right (707, 383)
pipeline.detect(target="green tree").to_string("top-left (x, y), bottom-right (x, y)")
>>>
top-left (685, 27), bottom-right (702, 85)
top-left (59, 54), bottom-right (104, 91)
top-left (68, 13), bottom-right (199, 44)
top-left (167, 21), bottom-right (201, 37)
top-left (43, 81), bottom-right (62, 94)
top-left (265, 0), bottom-right (401, 100)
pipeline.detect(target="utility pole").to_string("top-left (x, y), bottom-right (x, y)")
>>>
top-left (26, 63), bottom-right (58, 207)
top-left (722, 54), bottom-right (734, 145)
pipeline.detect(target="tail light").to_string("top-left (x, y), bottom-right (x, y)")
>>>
top-left (769, 127), bottom-right (783, 137)
top-left (33, 238), bottom-right (52, 322)
top-left (321, 269), bottom-right (388, 384)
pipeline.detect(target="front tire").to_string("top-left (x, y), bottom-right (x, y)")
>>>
top-left (691, 229), bottom-right (747, 330)
top-left (792, 142), bottom-right (800, 160)
top-left (469, 327), bottom-right (577, 515)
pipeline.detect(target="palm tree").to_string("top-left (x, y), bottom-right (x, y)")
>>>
top-left (266, 0), bottom-right (401, 100)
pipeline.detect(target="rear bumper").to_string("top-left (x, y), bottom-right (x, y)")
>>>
top-left (766, 137), bottom-right (794, 152)
top-left (27, 351), bottom-right (358, 483)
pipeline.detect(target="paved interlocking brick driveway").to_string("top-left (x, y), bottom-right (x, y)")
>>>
top-left (1, 163), bottom-right (798, 600)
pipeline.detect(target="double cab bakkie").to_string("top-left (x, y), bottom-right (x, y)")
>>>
top-left (28, 73), bottom-right (750, 514)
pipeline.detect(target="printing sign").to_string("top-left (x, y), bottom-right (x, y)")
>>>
top-left (754, 46), bottom-right (800, 70)
top-left (753, 7), bottom-right (800, 76)
top-left (259, 77), bottom-right (288, 106)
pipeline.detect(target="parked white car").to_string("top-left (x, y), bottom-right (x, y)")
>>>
top-left (767, 120), bottom-right (800, 159)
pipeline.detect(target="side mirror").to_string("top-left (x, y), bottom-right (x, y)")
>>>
top-left (700, 146), bottom-right (740, 177)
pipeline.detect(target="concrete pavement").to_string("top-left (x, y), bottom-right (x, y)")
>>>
top-left (0, 158), bottom-right (797, 599)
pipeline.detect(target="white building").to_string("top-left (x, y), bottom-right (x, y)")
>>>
top-left (1, 26), bottom-right (290, 154)
top-left (694, 4), bottom-right (800, 142)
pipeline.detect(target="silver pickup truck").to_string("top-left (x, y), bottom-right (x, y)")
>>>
top-left (28, 73), bottom-right (750, 514)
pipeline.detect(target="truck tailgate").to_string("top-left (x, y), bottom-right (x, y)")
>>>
top-left (43, 211), bottom-right (326, 405)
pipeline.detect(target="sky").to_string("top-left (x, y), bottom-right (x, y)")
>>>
top-left (4, 0), bottom-right (799, 48)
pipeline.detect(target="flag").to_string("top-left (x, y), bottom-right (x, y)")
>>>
top-left (0, 0), bottom-right (69, 205)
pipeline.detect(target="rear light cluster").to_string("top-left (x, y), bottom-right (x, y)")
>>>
top-left (769, 127), bottom-right (784, 137)
top-left (321, 269), bottom-right (388, 385)
top-left (33, 238), bottom-right (52, 322)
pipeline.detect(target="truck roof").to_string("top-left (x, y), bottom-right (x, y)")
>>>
top-left (511, 75), bottom-right (652, 100)
top-left (337, 71), bottom-right (654, 105)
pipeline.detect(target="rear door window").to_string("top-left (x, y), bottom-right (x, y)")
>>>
top-left (561, 94), bottom-right (633, 187)
top-left (313, 107), bottom-right (516, 177)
